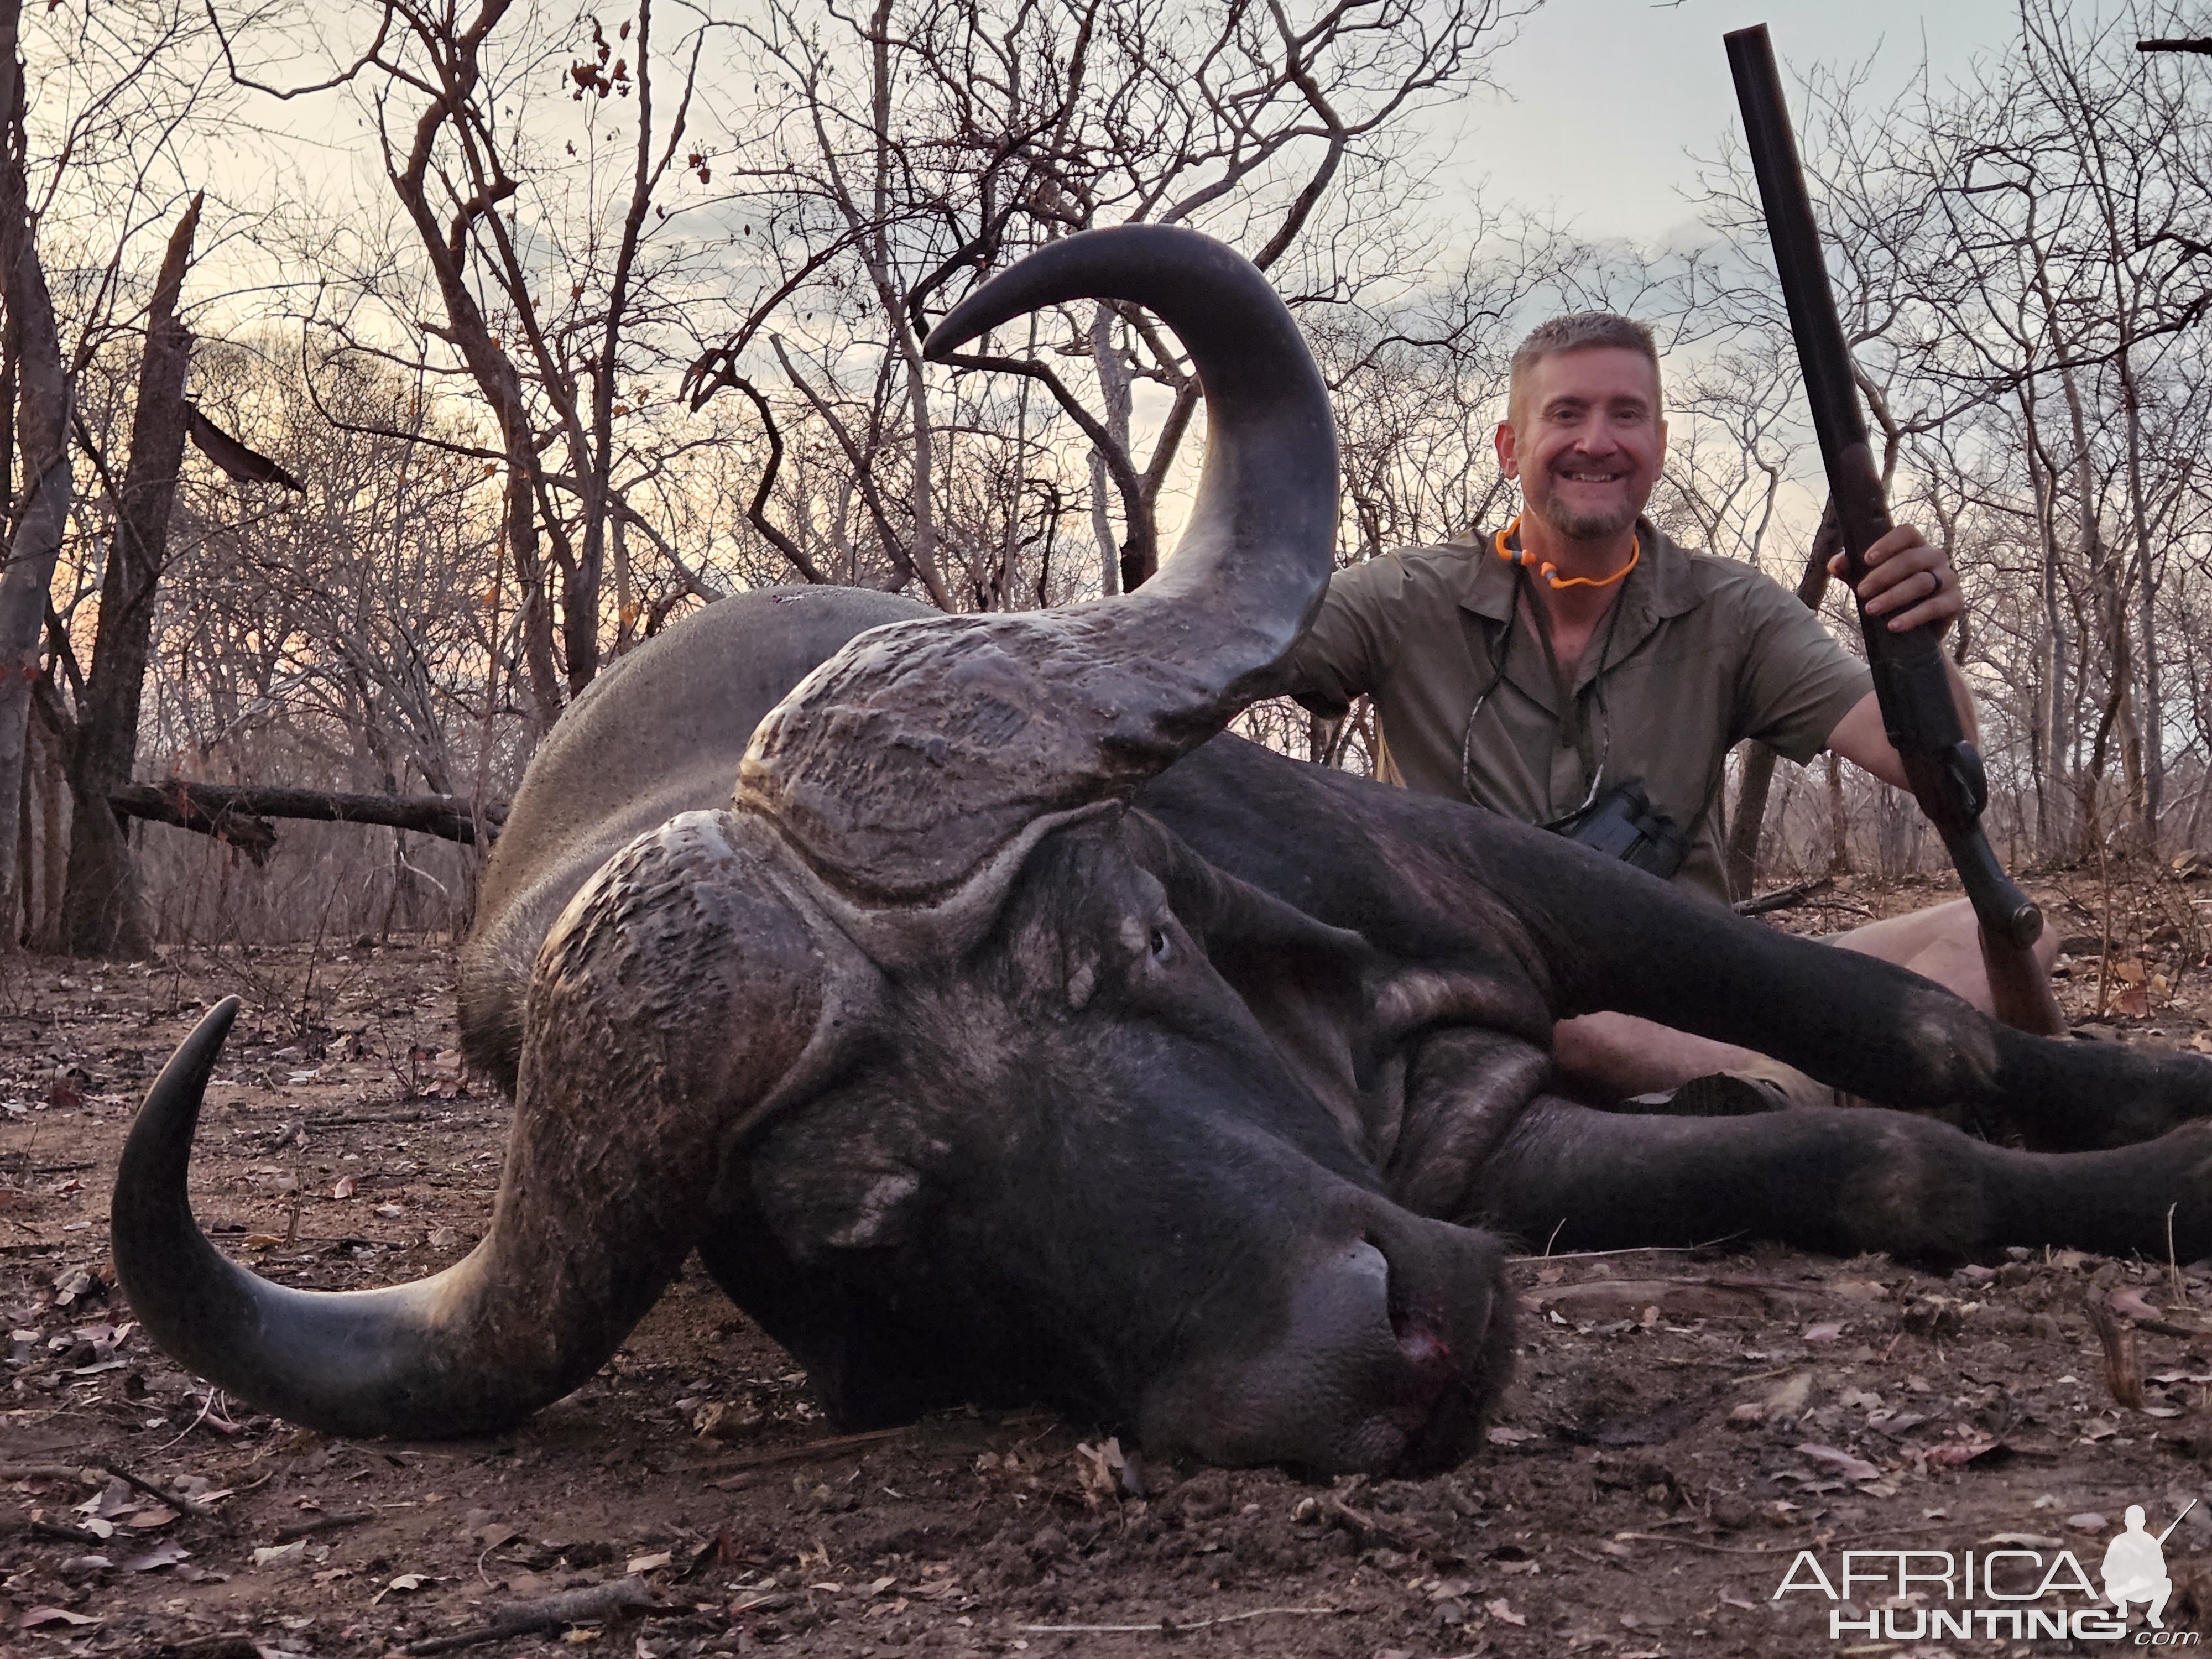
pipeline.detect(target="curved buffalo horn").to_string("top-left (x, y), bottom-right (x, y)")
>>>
top-left (113, 990), bottom-right (708, 1437)
top-left (735, 225), bottom-right (1337, 909)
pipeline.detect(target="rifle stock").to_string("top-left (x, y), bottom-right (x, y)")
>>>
top-left (1725, 25), bottom-right (2050, 1028)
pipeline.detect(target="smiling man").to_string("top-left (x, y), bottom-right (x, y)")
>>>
top-left (1280, 312), bottom-right (2051, 1107)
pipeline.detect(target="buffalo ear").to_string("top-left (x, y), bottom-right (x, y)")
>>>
top-left (1125, 813), bottom-right (1376, 1123)
top-left (754, 1129), bottom-right (930, 1262)
top-left (1125, 811), bottom-right (1373, 980)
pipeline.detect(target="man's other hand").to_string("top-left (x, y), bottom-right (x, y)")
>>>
top-left (1827, 524), bottom-right (1961, 635)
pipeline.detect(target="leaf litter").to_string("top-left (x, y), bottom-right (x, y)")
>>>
top-left (1, 929), bottom-right (2212, 1652)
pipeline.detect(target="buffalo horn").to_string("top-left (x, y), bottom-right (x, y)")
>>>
top-left (734, 225), bottom-right (1337, 908)
top-left (112, 997), bottom-right (693, 1437)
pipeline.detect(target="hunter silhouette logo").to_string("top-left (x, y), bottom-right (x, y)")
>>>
top-left (1774, 1496), bottom-right (2203, 1642)
top-left (2104, 1501), bottom-right (2193, 1629)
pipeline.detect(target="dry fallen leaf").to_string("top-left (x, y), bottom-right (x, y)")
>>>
top-left (331, 1175), bottom-right (356, 1200)
top-left (1073, 1437), bottom-right (1128, 1505)
top-left (21, 1606), bottom-right (101, 1629)
top-left (1795, 1443), bottom-right (1882, 1481)
top-left (1926, 1438), bottom-right (2001, 1468)
top-left (1765, 1374), bottom-right (1813, 1417)
top-left (2110, 1286), bottom-right (2162, 1322)
top-left (1485, 1598), bottom-right (1526, 1627)
top-left (627, 1551), bottom-right (674, 1575)
top-left (118, 1542), bottom-right (191, 1572)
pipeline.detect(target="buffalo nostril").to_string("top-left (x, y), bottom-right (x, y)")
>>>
top-left (1363, 1230), bottom-right (1454, 1373)
top-left (1389, 1303), bottom-right (1451, 1370)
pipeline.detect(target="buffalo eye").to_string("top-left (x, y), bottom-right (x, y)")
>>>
top-left (1148, 925), bottom-right (1172, 963)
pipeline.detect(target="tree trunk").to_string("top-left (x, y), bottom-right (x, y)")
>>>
top-left (1825, 750), bottom-right (1851, 873)
top-left (2022, 404), bottom-right (2068, 859)
top-left (1088, 303), bottom-right (1132, 599)
top-left (0, 0), bottom-right (71, 949)
top-left (56, 195), bottom-right (200, 957)
top-left (33, 708), bottom-right (59, 947)
top-left (2117, 341), bottom-right (2163, 851)
top-left (12, 704), bottom-right (26, 943)
top-left (1725, 498), bottom-right (1843, 898)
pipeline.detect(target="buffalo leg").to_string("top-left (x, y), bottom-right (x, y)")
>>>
top-left (1140, 742), bottom-right (2212, 1150)
top-left (1476, 1096), bottom-right (2212, 1264)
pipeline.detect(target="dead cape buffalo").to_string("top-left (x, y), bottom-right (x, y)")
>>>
top-left (114, 226), bottom-right (2212, 1478)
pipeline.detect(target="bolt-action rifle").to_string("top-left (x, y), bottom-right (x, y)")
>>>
top-left (1725, 23), bottom-right (2059, 1036)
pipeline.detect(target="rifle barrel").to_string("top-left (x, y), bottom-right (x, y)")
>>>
top-left (1724, 23), bottom-right (2041, 951)
top-left (2157, 1498), bottom-right (2197, 1546)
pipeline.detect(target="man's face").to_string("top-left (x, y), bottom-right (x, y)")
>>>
top-left (1495, 347), bottom-right (1666, 543)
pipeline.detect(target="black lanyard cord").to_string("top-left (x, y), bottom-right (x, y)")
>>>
top-left (1459, 563), bottom-right (1629, 826)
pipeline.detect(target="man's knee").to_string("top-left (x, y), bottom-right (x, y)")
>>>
top-left (1827, 897), bottom-right (1976, 962)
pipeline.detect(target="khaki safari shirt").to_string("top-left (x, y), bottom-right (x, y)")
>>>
top-left (1280, 520), bottom-right (1872, 905)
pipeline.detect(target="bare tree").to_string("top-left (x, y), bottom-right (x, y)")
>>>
top-left (41, 194), bottom-right (201, 956)
top-left (686, 0), bottom-right (1527, 609)
top-left (0, 0), bottom-right (70, 945)
top-left (214, 0), bottom-right (735, 734)
top-left (0, 0), bottom-right (239, 946)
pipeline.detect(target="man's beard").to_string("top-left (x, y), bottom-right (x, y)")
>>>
top-left (1530, 491), bottom-right (1640, 544)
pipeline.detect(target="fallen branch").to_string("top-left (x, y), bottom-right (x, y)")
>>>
top-left (272, 1509), bottom-right (374, 1542)
top-left (1507, 1242), bottom-right (1731, 1263)
top-left (1310, 1494), bottom-right (1418, 1552)
top-left (297, 1111), bottom-right (441, 1130)
top-left (404, 1576), bottom-right (658, 1655)
top-left (684, 1426), bottom-right (906, 1475)
top-left (1733, 875), bottom-right (1834, 918)
top-left (111, 781), bottom-right (509, 860)
top-left (1611, 1531), bottom-right (1787, 1556)
top-left (22, 1517), bottom-right (108, 1545)
top-left (94, 1457), bottom-right (212, 1519)
top-left (2086, 1295), bottom-right (2146, 1411)
top-left (1021, 1606), bottom-right (1343, 1635)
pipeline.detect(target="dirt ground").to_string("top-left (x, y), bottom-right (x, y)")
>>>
top-left (7, 869), bottom-right (2212, 1658)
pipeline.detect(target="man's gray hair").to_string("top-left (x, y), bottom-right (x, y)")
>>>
top-left (1507, 312), bottom-right (1662, 422)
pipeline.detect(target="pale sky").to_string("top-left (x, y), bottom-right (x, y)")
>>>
top-left (1443, 0), bottom-right (2022, 242)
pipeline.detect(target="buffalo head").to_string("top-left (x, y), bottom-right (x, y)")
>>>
top-left (111, 227), bottom-right (1515, 1474)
